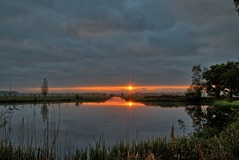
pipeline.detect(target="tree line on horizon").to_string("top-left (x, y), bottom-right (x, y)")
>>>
top-left (186, 60), bottom-right (239, 100)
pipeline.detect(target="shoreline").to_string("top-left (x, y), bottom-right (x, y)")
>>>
top-left (1, 94), bottom-right (238, 105)
top-left (0, 95), bottom-right (113, 104)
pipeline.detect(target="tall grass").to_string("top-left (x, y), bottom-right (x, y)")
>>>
top-left (0, 105), bottom-right (63, 160)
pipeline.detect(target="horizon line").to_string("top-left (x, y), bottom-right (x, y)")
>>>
top-left (26, 85), bottom-right (189, 93)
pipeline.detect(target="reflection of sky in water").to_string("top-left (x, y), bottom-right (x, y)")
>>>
top-left (0, 97), bottom-right (194, 148)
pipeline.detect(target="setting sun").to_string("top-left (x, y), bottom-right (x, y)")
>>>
top-left (128, 102), bottom-right (133, 106)
top-left (128, 86), bottom-right (133, 90)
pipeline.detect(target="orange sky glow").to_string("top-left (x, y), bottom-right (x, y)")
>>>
top-left (28, 85), bottom-right (188, 93)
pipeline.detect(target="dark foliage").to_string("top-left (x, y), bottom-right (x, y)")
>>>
top-left (234, 0), bottom-right (239, 13)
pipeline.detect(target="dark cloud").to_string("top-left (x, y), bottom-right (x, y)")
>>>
top-left (0, 0), bottom-right (239, 91)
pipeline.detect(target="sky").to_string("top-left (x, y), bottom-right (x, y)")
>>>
top-left (0, 0), bottom-right (239, 93)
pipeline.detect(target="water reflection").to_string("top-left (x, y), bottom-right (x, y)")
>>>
top-left (40, 103), bottom-right (48, 122)
top-left (82, 96), bottom-right (144, 107)
top-left (185, 105), bottom-right (236, 132)
top-left (1, 97), bottom-right (237, 144)
top-left (0, 97), bottom-right (194, 148)
top-left (75, 101), bottom-right (82, 107)
top-left (185, 105), bottom-right (207, 130)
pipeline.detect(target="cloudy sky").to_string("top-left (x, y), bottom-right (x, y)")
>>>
top-left (0, 0), bottom-right (239, 93)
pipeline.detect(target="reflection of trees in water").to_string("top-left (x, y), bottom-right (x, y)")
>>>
top-left (185, 105), bottom-right (207, 130)
top-left (185, 105), bottom-right (236, 132)
top-left (75, 102), bottom-right (82, 107)
top-left (40, 103), bottom-right (48, 122)
top-left (206, 106), bottom-right (236, 131)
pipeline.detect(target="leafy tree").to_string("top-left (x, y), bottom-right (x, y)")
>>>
top-left (41, 78), bottom-right (49, 97)
top-left (222, 62), bottom-right (239, 97)
top-left (185, 65), bottom-right (204, 101)
top-left (234, 0), bottom-right (239, 13)
top-left (203, 61), bottom-right (239, 98)
top-left (203, 63), bottom-right (226, 98)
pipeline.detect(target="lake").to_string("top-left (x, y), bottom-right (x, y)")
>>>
top-left (0, 97), bottom-right (195, 149)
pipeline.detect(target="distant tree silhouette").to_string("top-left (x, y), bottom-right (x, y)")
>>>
top-left (41, 78), bottom-right (49, 97)
top-left (185, 65), bottom-right (204, 101)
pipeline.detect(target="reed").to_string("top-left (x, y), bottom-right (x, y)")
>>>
top-left (0, 105), bottom-right (63, 160)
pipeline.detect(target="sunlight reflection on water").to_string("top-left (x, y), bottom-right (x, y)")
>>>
top-left (1, 97), bottom-right (194, 148)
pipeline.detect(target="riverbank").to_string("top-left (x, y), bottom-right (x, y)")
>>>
top-left (127, 95), bottom-right (220, 105)
top-left (0, 95), bottom-right (113, 103)
top-left (1, 94), bottom-right (239, 105)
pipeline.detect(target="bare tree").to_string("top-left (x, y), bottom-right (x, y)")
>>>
top-left (41, 78), bottom-right (49, 97)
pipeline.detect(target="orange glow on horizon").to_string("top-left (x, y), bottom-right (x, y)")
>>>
top-left (28, 85), bottom-right (188, 92)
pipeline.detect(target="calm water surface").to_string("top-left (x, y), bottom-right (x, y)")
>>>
top-left (1, 97), bottom-right (194, 148)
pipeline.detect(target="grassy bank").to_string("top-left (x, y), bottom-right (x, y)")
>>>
top-left (214, 100), bottom-right (239, 108)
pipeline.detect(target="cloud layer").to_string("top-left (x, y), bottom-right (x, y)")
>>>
top-left (1, 0), bottom-right (239, 91)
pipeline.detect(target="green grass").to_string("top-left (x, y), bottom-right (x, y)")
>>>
top-left (214, 100), bottom-right (239, 108)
